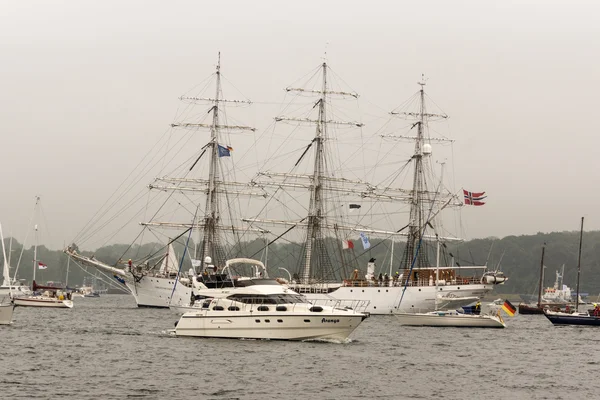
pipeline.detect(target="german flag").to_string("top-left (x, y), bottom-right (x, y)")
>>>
top-left (501, 299), bottom-right (516, 316)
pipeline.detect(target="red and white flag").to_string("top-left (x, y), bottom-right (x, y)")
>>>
top-left (38, 261), bottom-right (48, 270)
top-left (342, 240), bottom-right (354, 250)
top-left (463, 189), bottom-right (486, 206)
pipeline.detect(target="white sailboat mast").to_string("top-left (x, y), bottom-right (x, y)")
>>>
top-left (32, 196), bottom-right (40, 282)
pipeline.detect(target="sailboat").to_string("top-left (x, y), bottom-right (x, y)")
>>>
top-left (0, 227), bottom-right (33, 298)
top-left (12, 197), bottom-right (73, 309)
top-left (518, 244), bottom-right (547, 315)
top-left (245, 68), bottom-right (506, 315)
top-left (544, 217), bottom-right (600, 326)
top-left (0, 223), bottom-right (15, 325)
top-left (66, 54), bottom-right (265, 308)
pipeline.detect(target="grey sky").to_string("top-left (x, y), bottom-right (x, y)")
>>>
top-left (1, 0), bottom-right (599, 250)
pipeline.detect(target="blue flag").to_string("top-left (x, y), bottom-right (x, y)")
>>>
top-left (218, 145), bottom-right (232, 157)
top-left (360, 232), bottom-right (371, 249)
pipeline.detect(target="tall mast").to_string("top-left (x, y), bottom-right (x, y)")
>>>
top-left (537, 243), bottom-right (546, 308)
top-left (391, 77), bottom-right (450, 271)
top-left (200, 52), bottom-right (222, 266)
top-left (302, 62), bottom-right (327, 282)
top-left (575, 216), bottom-right (584, 312)
top-left (404, 78), bottom-right (427, 269)
top-left (158, 54), bottom-right (255, 271)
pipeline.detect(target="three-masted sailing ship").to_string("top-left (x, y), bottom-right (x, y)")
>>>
top-left (246, 64), bottom-right (507, 315)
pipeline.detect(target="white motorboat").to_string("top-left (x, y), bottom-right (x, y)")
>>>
top-left (396, 309), bottom-right (506, 328)
top-left (173, 263), bottom-right (369, 341)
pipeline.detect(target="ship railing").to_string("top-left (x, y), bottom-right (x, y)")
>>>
top-left (343, 275), bottom-right (482, 288)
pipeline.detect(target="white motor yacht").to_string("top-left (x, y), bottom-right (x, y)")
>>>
top-left (172, 258), bottom-right (368, 341)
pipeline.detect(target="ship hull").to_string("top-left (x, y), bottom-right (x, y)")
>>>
top-left (126, 278), bottom-right (193, 308)
top-left (301, 283), bottom-right (492, 315)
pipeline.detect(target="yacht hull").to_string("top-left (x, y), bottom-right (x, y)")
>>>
top-left (0, 303), bottom-right (14, 325)
top-left (396, 312), bottom-right (506, 328)
top-left (175, 312), bottom-right (365, 341)
top-left (13, 296), bottom-right (73, 308)
top-left (302, 283), bottom-right (492, 315)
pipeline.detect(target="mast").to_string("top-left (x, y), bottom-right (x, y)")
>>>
top-left (162, 54), bottom-right (255, 271)
top-left (301, 62), bottom-right (327, 282)
top-left (200, 53), bottom-right (223, 267)
top-left (537, 243), bottom-right (546, 308)
top-left (392, 77), bottom-right (450, 271)
top-left (32, 196), bottom-right (40, 283)
top-left (575, 216), bottom-right (584, 312)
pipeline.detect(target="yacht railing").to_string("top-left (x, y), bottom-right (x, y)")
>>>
top-left (192, 297), bottom-right (370, 314)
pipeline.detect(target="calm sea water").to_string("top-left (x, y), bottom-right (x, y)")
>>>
top-left (1, 295), bottom-right (598, 400)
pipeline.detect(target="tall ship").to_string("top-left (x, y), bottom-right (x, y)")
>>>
top-left (66, 54), bottom-right (264, 308)
top-left (245, 64), bottom-right (506, 315)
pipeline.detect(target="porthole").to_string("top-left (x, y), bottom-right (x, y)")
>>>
top-left (304, 319), bottom-right (310, 323)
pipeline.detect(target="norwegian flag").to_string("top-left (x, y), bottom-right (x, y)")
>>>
top-left (463, 189), bottom-right (486, 206)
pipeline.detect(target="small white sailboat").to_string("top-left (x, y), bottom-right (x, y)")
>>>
top-left (0, 226), bottom-right (32, 298)
top-left (396, 236), bottom-right (507, 328)
top-left (0, 223), bottom-right (15, 325)
top-left (12, 197), bottom-right (73, 309)
top-left (396, 308), bottom-right (506, 328)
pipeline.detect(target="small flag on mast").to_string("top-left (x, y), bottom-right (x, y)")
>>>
top-left (463, 189), bottom-right (486, 206)
top-left (359, 232), bottom-right (371, 249)
top-left (501, 299), bottom-right (516, 316)
top-left (342, 240), bottom-right (354, 249)
top-left (218, 145), bottom-right (233, 157)
top-left (38, 261), bottom-right (48, 270)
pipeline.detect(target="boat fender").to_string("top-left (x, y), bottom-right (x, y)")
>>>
top-left (174, 321), bottom-right (179, 327)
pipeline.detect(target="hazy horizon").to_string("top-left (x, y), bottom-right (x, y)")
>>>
top-left (2, 1), bottom-right (599, 250)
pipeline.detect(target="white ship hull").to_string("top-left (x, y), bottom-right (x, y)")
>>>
top-left (396, 311), bottom-right (505, 328)
top-left (126, 278), bottom-right (193, 308)
top-left (13, 296), bottom-right (73, 308)
top-left (175, 311), bottom-right (365, 341)
top-left (0, 303), bottom-right (14, 325)
top-left (301, 283), bottom-right (492, 315)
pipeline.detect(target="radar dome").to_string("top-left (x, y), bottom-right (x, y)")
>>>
top-left (204, 256), bottom-right (212, 264)
top-left (423, 143), bottom-right (432, 155)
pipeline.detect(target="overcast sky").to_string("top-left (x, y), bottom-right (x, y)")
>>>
top-left (1, 0), bottom-right (599, 250)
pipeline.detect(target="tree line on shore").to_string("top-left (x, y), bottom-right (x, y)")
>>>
top-left (3, 229), bottom-right (599, 295)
